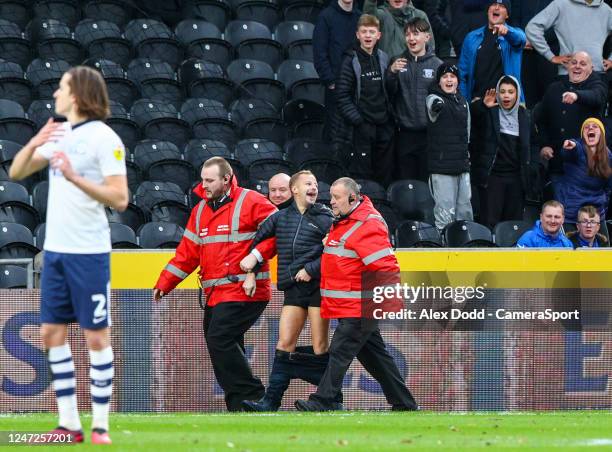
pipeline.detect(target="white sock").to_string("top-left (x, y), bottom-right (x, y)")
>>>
top-left (48, 344), bottom-right (81, 431)
top-left (90, 347), bottom-right (114, 432)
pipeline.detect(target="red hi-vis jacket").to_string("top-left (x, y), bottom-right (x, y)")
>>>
top-left (320, 196), bottom-right (400, 319)
top-left (154, 177), bottom-right (277, 306)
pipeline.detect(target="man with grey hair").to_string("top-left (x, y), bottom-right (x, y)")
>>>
top-left (294, 177), bottom-right (418, 411)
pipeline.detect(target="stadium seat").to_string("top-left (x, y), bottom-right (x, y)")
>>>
top-left (75, 19), bottom-right (132, 68)
top-left (0, 0), bottom-right (31, 29)
top-left (298, 159), bottom-right (344, 185)
top-left (493, 220), bottom-right (531, 247)
top-left (178, 58), bottom-right (234, 106)
top-left (275, 21), bottom-right (314, 62)
top-left (106, 204), bottom-right (147, 234)
top-left (138, 221), bottom-right (184, 249)
top-left (34, 221), bottom-right (45, 248)
top-left (110, 222), bottom-right (140, 249)
top-left (247, 178), bottom-right (269, 197)
top-left (372, 200), bottom-right (398, 241)
top-left (285, 138), bottom-right (334, 167)
top-left (26, 57), bottom-right (70, 99)
top-left (106, 100), bottom-right (140, 150)
top-left (0, 180), bottom-right (38, 230)
top-left (34, 0), bottom-right (81, 28)
top-left (0, 221), bottom-right (39, 259)
top-left (27, 18), bottom-right (83, 65)
top-left (387, 179), bottom-right (435, 224)
top-left (0, 19), bottom-right (32, 69)
top-left (0, 139), bottom-right (21, 162)
top-left (355, 179), bottom-right (387, 203)
top-left (31, 180), bottom-right (48, 220)
top-left (225, 20), bottom-right (283, 70)
top-left (229, 98), bottom-right (279, 131)
top-left (84, 58), bottom-right (139, 108)
top-left (0, 263), bottom-right (28, 288)
top-left (130, 99), bottom-right (191, 150)
top-left (248, 160), bottom-right (294, 182)
top-left (244, 118), bottom-right (289, 147)
top-left (316, 180), bottom-right (331, 205)
top-left (175, 19), bottom-right (234, 70)
top-left (184, 138), bottom-right (246, 183)
top-left (185, 0), bottom-right (231, 32)
top-left (282, 98), bottom-right (325, 139)
top-left (0, 60), bottom-right (32, 109)
top-left (83, 0), bottom-right (133, 27)
top-left (27, 99), bottom-right (58, 128)
top-left (226, 59), bottom-right (285, 111)
top-left (0, 99), bottom-right (36, 145)
top-left (283, 0), bottom-right (324, 24)
top-left (134, 181), bottom-right (188, 214)
top-left (444, 220), bottom-right (496, 248)
top-left (127, 58), bottom-right (183, 109)
top-left (0, 160), bottom-right (39, 192)
top-left (277, 59), bottom-right (324, 105)
top-left (235, 138), bottom-right (285, 167)
top-left (134, 140), bottom-right (195, 192)
top-left (395, 220), bottom-right (442, 248)
top-left (235, 0), bottom-right (281, 30)
top-left (181, 97), bottom-right (238, 148)
top-left (124, 19), bottom-right (183, 68)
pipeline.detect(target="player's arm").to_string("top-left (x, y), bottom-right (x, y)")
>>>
top-left (9, 118), bottom-right (60, 180)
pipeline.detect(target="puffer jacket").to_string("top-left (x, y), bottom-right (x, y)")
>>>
top-left (251, 201), bottom-right (334, 291)
top-left (566, 230), bottom-right (609, 248)
top-left (516, 220), bottom-right (574, 248)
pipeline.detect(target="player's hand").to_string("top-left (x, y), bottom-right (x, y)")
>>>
top-left (483, 88), bottom-right (498, 108)
top-left (153, 288), bottom-right (166, 302)
top-left (242, 272), bottom-right (256, 297)
top-left (28, 118), bottom-right (64, 149)
top-left (240, 253), bottom-right (258, 272)
top-left (563, 140), bottom-right (576, 150)
top-left (604, 59), bottom-right (612, 71)
top-left (551, 54), bottom-right (571, 66)
top-left (50, 151), bottom-right (76, 181)
top-left (295, 268), bottom-right (312, 282)
top-left (491, 24), bottom-right (508, 36)
top-left (540, 146), bottom-right (554, 160)
top-left (561, 92), bottom-right (578, 104)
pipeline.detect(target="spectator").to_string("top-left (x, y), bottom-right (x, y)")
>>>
top-left (471, 75), bottom-right (540, 229)
top-left (335, 14), bottom-right (394, 187)
top-left (526, 0), bottom-right (612, 76)
top-left (516, 200), bottom-right (573, 247)
top-left (458, 0), bottom-right (526, 102)
top-left (414, 0), bottom-right (453, 58)
top-left (448, 0), bottom-right (489, 58)
top-left (363, 0), bottom-right (434, 58)
top-left (537, 52), bottom-right (608, 198)
top-left (426, 63), bottom-right (473, 230)
top-left (387, 18), bottom-right (442, 181)
top-left (268, 173), bottom-right (292, 208)
top-left (313, 0), bottom-right (361, 141)
top-left (566, 204), bottom-right (609, 247)
top-left (558, 118), bottom-right (612, 222)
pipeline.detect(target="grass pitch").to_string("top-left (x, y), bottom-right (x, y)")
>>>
top-left (1, 411), bottom-right (611, 451)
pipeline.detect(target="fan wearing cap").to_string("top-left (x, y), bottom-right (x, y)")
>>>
top-left (457, 0), bottom-right (526, 103)
top-left (425, 63), bottom-right (473, 231)
top-left (558, 118), bottom-right (612, 222)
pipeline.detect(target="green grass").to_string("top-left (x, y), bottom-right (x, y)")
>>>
top-left (1, 411), bottom-right (611, 451)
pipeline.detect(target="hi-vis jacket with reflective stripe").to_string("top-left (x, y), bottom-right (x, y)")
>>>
top-left (154, 177), bottom-right (277, 306)
top-left (320, 196), bottom-right (399, 319)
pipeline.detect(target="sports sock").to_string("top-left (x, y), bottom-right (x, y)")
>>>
top-left (48, 344), bottom-right (81, 431)
top-left (89, 347), bottom-right (114, 432)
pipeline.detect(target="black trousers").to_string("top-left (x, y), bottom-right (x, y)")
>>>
top-left (348, 120), bottom-right (395, 187)
top-left (395, 128), bottom-right (428, 182)
top-left (479, 172), bottom-right (524, 230)
top-left (309, 318), bottom-right (418, 409)
top-left (203, 301), bottom-right (267, 411)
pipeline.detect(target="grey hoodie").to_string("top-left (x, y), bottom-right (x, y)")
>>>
top-left (496, 75), bottom-right (521, 137)
top-left (526, 0), bottom-right (612, 74)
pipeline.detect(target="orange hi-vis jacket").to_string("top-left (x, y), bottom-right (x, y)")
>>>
top-left (320, 196), bottom-right (400, 319)
top-left (154, 177), bottom-right (277, 306)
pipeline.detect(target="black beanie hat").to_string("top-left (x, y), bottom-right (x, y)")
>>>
top-left (486, 0), bottom-right (511, 16)
top-left (436, 63), bottom-right (459, 82)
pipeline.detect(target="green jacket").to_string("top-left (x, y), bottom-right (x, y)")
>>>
top-left (363, 0), bottom-right (434, 58)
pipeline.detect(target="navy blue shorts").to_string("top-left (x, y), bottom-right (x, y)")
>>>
top-left (40, 251), bottom-right (111, 329)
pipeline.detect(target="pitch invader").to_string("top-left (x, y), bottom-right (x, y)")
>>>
top-left (9, 66), bottom-right (128, 444)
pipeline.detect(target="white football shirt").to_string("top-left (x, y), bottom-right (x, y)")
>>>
top-left (36, 120), bottom-right (127, 254)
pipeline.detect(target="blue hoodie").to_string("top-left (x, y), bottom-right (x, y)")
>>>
top-left (516, 220), bottom-right (573, 248)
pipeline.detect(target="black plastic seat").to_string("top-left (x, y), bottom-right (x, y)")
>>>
top-left (395, 220), bottom-right (442, 248)
top-left (285, 138), bottom-right (335, 167)
top-left (31, 180), bottom-right (48, 220)
top-left (225, 20), bottom-right (283, 70)
top-left (387, 179), bottom-right (435, 224)
top-left (180, 97), bottom-right (237, 148)
top-left (229, 98), bottom-right (279, 131)
top-left (26, 58), bottom-right (70, 98)
top-left (372, 201), bottom-right (398, 241)
top-left (0, 1), bottom-right (30, 29)
top-left (282, 98), bottom-right (324, 139)
top-left (106, 100), bottom-right (140, 150)
top-left (75, 19), bottom-right (132, 68)
top-left (186, 0), bottom-right (231, 32)
top-left (0, 19), bottom-right (32, 69)
top-left (248, 160), bottom-right (294, 182)
top-left (355, 179), bottom-right (387, 203)
top-left (134, 140), bottom-right (195, 192)
top-left (130, 99), bottom-right (191, 150)
top-left (178, 58), bottom-right (234, 106)
top-left (248, 178), bottom-right (269, 197)
top-left (106, 204), bottom-right (147, 233)
top-left (27, 18), bottom-right (82, 65)
top-left (243, 118), bottom-right (288, 146)
top-left (283, 0), bottom-right (324, 24)
top-left (34, 0), bottom-right (81, 27)
top-left (0, 221), bottom-right (39, 259)
top-left (0, 139), bottom-right (21, 162)
top-left (235, 0), bottom-right (281, 30)
top-left (316, 180), bottom-right (331, 204)
top-left (0, 203), bottom-right (40, 233)
top-left (235, 139), bottom-right (285, 168)
top-left (0, 99), bottom-right (36, 145)
top-left (277, 59), bottom-right (324, 104)
top-left (127, 58), bottom-right (183, 109)
top-left (444, 220), bottom-right (496, 248)
top-left (124, 19), bottom-right (183, 68)
top-left (0, 160), bottom-right (39, 192)
top-left (83, 0), bottom-right (133, 27)
top-left (175, 19), bottom-right (233, 70)
top-left (227, 59), bottom-right (285, 110)
top-left (84, 58), bottom-right (139, 108)
top-left (493, 220), bottom-right (531, 247)
top-left (110, 222), bottom-right (139, 249)
top-left (138, 221), bottom-right (184, 249)
top-left (27, 99), bottom-right (57, 128)
top-left (0, 60), bottom-right (32, 108)
top-left (34, 222), bottom-right (45, 248)
top-left (184, 138), bottom-right (230, 169)
top-left (298, 159), bottom-right (344, 185)
top-left (134, 181), bottom-right (188, 213)
top-left (275, 21), bottom-right (314, 61)
top-left (0, 263), bottom-right (28, 287)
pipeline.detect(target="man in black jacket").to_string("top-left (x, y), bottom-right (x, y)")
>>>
top-left (335, 14), bottom-right (394, 187)
top-left (239, 171), bottom-right (339, 411)
top-left (537, 51), bottom-right (607, 199)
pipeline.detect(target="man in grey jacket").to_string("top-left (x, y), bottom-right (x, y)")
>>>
top-left (363, 0), bottom-right (434, 58)
top-left (526, 0), bottom-right (612, 75)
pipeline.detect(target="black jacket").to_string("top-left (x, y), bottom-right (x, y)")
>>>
top-left (536, 72), bottom-right (608, 173)
top-left (250, 201), bottom-right (334, 292)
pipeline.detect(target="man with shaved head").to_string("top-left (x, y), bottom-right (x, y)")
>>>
top-left (268, 173), bottom-right (292, 208)
top-left (536, 50), bottom-right (608, 199)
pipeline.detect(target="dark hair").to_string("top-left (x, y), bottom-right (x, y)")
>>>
top-left (66, 66), bottom-right (110, 120)
top-left (498, 75), bottom-right (518, 90)
top-left (404, 17), bottom-right (431, 35)
top-left (577, 205), bottom-right (599, 221)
